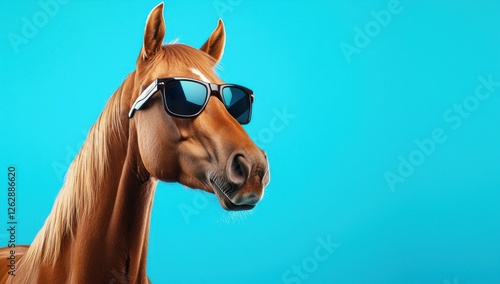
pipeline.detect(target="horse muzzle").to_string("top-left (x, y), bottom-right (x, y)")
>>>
top-left (210, 149), bottom-right (269, 211)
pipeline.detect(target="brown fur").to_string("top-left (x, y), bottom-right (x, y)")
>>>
top-left (0, 3), bottom-right (268, 283)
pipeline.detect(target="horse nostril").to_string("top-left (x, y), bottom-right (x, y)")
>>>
top-left (256, 168), bottom-right (265, 181)
top-left (228, 154), bottom-right (250, 186)
top-left (233, 158), bottom-right (244, 177)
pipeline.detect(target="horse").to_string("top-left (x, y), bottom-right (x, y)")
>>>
top-left (0, 3), bottom-right (269, 283)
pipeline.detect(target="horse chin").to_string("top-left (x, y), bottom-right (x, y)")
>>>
top-left (209, 178), bottom-right (255, 211)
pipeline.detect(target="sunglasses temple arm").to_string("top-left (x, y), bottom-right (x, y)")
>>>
top-left (128, 108), bottom-right (138, 119)
top-left (128, 80), bottom-right (160, 118)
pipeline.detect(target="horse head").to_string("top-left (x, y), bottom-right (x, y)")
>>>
top-left (129, 3), bottom-right (270, 210)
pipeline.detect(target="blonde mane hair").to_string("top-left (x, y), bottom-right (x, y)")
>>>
top-left (20, 75), bottom-right (129, 273)
top-left (138, 44), bottom-right (218, 82)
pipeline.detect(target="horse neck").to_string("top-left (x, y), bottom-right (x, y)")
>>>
top-left (20, 74), bottom-right (157, 283)
top-left (70, 131), bottom-right (157, 283)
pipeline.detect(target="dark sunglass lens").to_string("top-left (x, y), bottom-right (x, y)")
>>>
top-left (222, 87), bottom-right (251, 124)
top-left (164, 80), bottom-right (208, 116)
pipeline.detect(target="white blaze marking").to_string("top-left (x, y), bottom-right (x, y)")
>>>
top-left (189, 67), bottom-right (210, 83)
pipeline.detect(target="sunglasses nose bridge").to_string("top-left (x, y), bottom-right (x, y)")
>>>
top-left (208, 83), bottom-right (219, 92)
top-left (208, 83), bottom-right (224, 101)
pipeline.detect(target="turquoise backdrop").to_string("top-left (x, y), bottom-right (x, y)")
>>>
top-left (1, 0), bottom-right (499, 283)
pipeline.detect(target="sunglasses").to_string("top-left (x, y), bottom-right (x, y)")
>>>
top-left (128, 77), bottom-right (254, 124)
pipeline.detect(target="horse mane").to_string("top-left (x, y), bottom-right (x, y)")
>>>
top-left (140, 44), bottom-right (218, 80)
top-left (20, 74), bottom-right (130, 272)
top-left (19, 43), bottom-right (216, 278)
top-left (163, 44), bottom-right (216, 70)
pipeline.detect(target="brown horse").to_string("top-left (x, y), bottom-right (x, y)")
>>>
top-left (0, 3), bottom-right (269, 283)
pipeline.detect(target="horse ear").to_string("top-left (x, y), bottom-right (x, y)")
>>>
top-left (141, 3), bottom-right (165, 60)
top-left (200, 19), bottom-right (226, 64)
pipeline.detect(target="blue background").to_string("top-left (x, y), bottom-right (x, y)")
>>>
top-left (1, 0), bottom-right (500, 283)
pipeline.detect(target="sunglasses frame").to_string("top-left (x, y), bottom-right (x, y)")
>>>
top-left (128, 77), bottom-right (254, 124)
